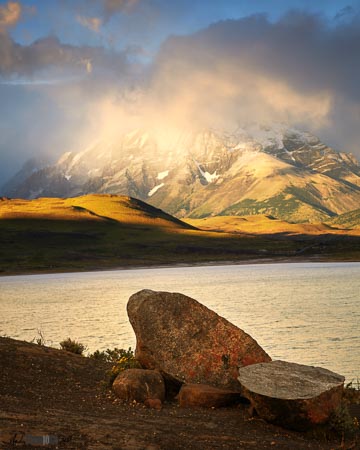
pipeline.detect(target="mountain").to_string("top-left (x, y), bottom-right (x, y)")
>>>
top-left (3, 126), bottom-right (360, 223)
top-left (327, 208), bottom-right (360, 229)
top-left (0, 156), bottom-right (50, 197)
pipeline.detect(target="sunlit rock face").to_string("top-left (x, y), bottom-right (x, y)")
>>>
top-left (3, 126), bottom-right (360, 223)
top-left (127, 289), bottom-right (271, 391)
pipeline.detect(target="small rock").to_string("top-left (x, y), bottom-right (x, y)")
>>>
top-left (113, 369), bottom-right (165, 403)
top-left (127, 290), bottom-right (271, 390)
top-left (144, 398), bottom-right (162, 410)
top-left (178, 383), bottom-right (242, 408)
top-left (238, 360), bottom-right (345, 430)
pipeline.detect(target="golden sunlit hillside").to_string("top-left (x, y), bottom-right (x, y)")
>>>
top-left (1, 194), bottom-right (360, 275)
top-left (185, 215), bottom-right (360, 237)
top-left (0, 194), bottom-right (195, 230)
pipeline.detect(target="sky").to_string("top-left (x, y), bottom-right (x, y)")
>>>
top-left (1, 0), bottom-right (360, 184)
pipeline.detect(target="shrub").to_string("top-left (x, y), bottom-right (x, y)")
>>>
top-left (328, 402), bottom-right (359, 437)
top-left (59, 338), bottom-right (87, 355)
top-left (89, 347), bottom-right (141, 385)
top-left (89, 349), bottom-right (109, 362)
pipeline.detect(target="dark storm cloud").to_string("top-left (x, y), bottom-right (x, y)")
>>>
top-left (154, 10), bottom-right (360, 103)
top-left (334, 5), bottom-right (355, 20)
top-left (147, 10), bottom-right (360, 154)
top-left (0, 33), bottom-right (131, 78)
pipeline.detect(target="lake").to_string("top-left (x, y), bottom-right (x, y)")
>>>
top-left (0, 262), bottom-right (359, 382)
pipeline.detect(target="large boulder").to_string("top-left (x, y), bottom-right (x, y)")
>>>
top-left (238, 360), bottom-right (345, 430)
top-left (112, 369), bottom-right (165, 403)
top-left (178, 384), bottom-right (242, 408)
top-left (127, 289), bottom-right (271, 391)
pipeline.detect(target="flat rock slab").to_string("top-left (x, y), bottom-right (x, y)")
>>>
top-left (178, 384), bottom-right (242, 408)
top-left (238, 360), bottom-right (345, 430)
top-left (127, 289), bottom-right (271, 391)
top-left (113, 369), bottom-right (165, 403)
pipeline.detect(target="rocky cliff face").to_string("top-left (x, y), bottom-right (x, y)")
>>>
top-left (3, 126), bottom-right (360, 223)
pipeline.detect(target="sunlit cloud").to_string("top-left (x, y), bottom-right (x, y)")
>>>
top-left (1, 7), bottom-right (360, 184)
top-left (77, 15), bottom-right (102, 33)
top-left (0, 1), bottom-right (21, 32)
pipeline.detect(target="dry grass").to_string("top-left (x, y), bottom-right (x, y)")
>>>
top-left (0, 194), bottom-right (191, 229)
top-left (185, 215), bottom-right (360, 237)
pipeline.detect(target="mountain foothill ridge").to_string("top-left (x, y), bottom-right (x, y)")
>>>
top-left (2, 125), bottom-right (360, 225)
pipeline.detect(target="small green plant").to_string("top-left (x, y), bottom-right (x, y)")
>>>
top-left (59, 338), bottom-right (87, 355)
top-left (89, 349), bottom-right (109, 362)
top-left (89, 347), bottom-right (141, 385)
top-left (88, 348), bottom-right (121, 363)
top-left (108, 347), bottom-right (141, 385)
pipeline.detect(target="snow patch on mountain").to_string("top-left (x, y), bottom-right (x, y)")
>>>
top-left (284, 148), bottom-right (296, 162)
top-left (194, 160), bottom-right (219, 184)
top-left (157, 171), bottom-right (169, 180)
top-left (148, 183), bottom-right (165, 197)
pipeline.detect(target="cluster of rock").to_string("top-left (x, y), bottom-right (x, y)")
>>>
top-left (113, 289), bottom-right (345, 431)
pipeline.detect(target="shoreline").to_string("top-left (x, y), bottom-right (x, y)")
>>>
top-left (1, 254), bottom-right (359, 278)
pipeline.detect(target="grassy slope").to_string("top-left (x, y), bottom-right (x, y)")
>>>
top-left (185, 215), bottom-right (360, 237)
top-left (327, 208), bottom-right (360, 229)
top-left (0, 195), bottom-right (359, 275)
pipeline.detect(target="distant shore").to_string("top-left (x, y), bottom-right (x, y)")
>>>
top-left (1, 254), bottom-right (359, 277)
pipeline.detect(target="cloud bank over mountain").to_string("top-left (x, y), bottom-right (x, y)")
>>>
top-left (0, 1), bottom-right (360, 182)
top-left (148, 11), bottom-right (360, 146)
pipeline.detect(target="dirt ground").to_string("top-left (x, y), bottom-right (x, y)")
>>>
top-left (0, 337), bottom-right (358, 450)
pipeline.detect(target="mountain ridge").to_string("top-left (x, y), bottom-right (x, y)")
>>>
top-left (2, 126), bottom-right (360, 223)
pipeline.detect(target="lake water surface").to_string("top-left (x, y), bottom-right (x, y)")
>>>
top-left (0, 262), bottom-right (359, 381)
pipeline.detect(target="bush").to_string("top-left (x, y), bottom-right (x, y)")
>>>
top-left (89, 347), bottom-right (141, 385)
top-left (328, 402), bottom-right (359, 437)
top-left (59, 338), bottom-right (87, 355)
top-left (109, 348), bottom-right (141, 384)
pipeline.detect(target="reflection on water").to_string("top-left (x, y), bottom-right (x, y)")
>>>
top-left (0, 262), bottom-right (359, 381)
